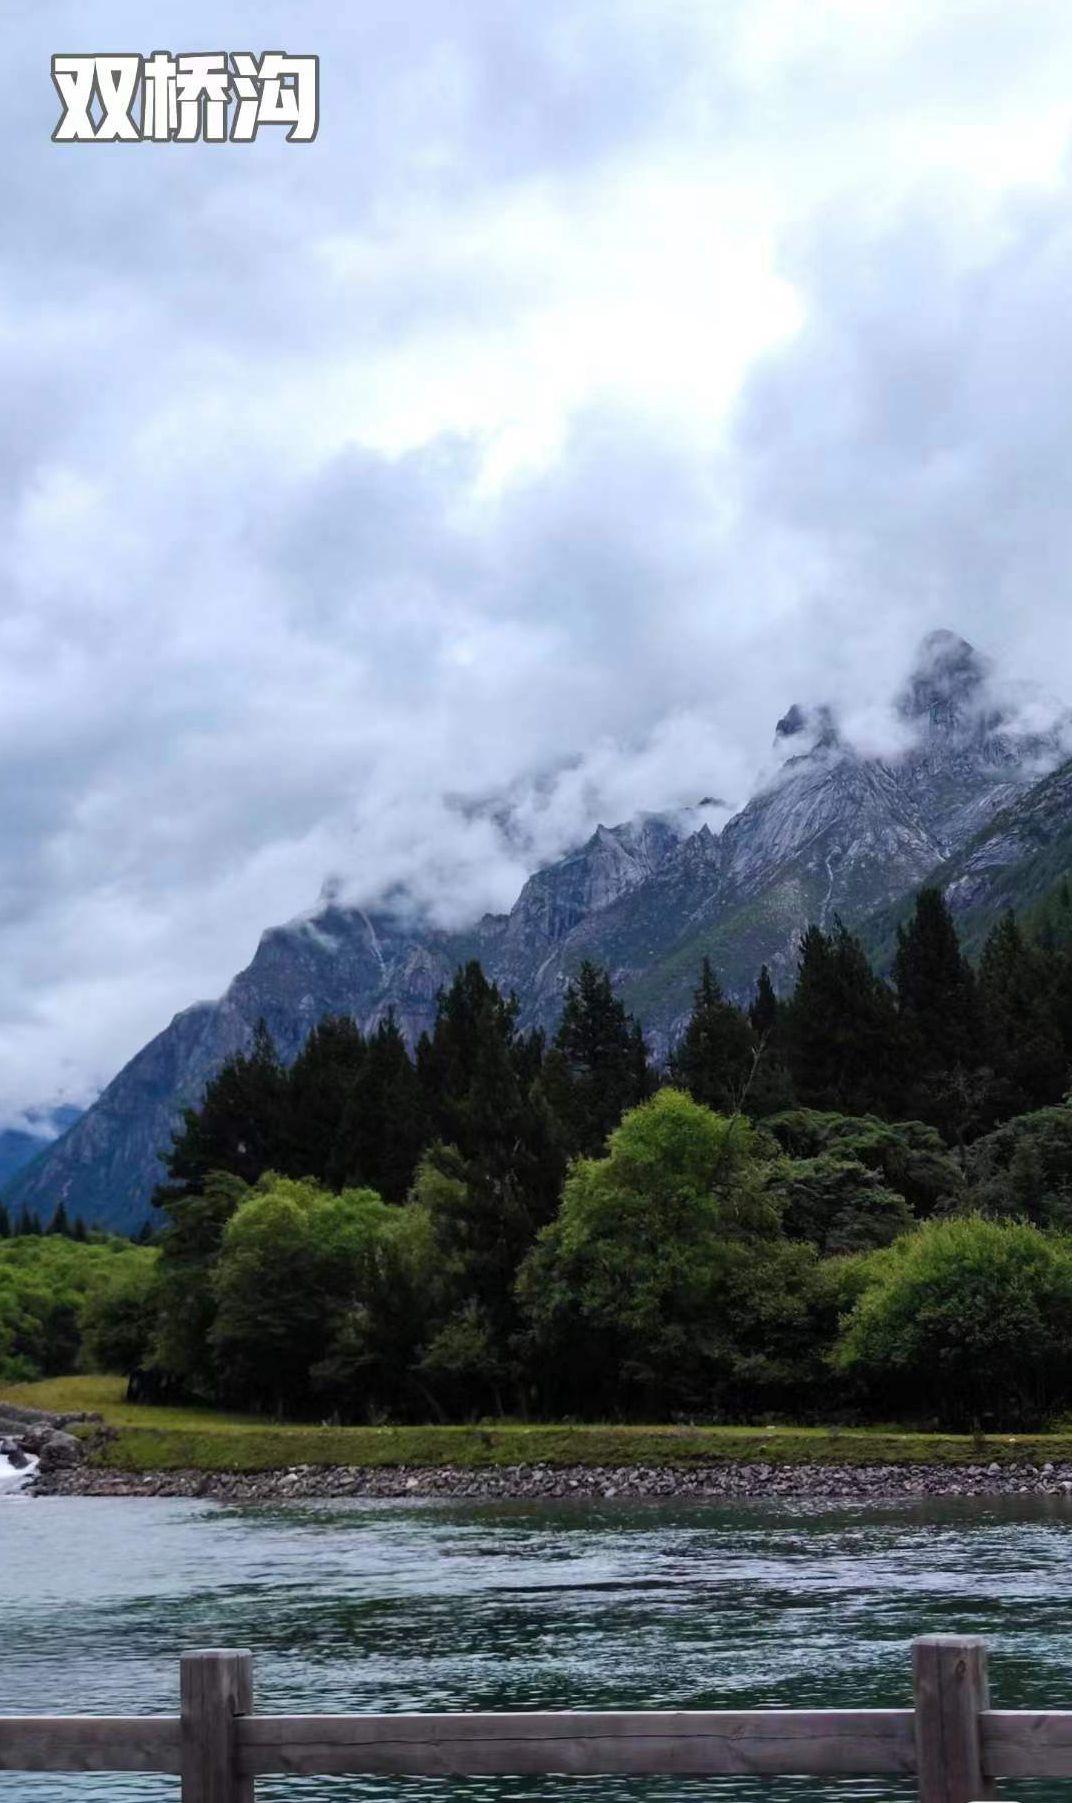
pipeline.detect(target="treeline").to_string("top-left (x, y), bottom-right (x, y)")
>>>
top-left (0, 1201), bottom-right (93, 1241)
top-left (70, 887), bottom-right (1072, 1431)
top-left (0, 1233), bottom-right (156, 1383)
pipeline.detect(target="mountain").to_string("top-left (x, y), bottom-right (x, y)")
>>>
top-left (0, 1107), bottom-right (82, 1193)
top-left (8, 630), bottom-right (1071, 1234)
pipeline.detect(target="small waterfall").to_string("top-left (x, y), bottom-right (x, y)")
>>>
top-left (0, 1449), bottom-right (39, 1495)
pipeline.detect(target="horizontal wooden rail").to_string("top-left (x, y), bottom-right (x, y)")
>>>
top-left (0, 1635), bottom-right (1043, 1799)
top-left (236, 1707), bottom-right (917, 1777)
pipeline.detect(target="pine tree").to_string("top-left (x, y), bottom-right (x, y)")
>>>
top-left (670, 959), bottom-right (755, 1113)
top-left (47, 1201), bottom-right (70, 1236)
top-left (979, 912), bottom-right (1067, 1114)
top-left (282, 1014), bottom-right (367, 1180)
top-left (893, 887), bottom-right (988, 1137)
top-left (330, 1012), bottom-right (427, 1201)
top-left (539, 961), bottom-right (653, 1158)
top-left (412, 963), bottom-right (565, 1409)
top-left (786, 921), bottom-right (906, 1117)
top-left (160, 1019), bottom-right (287, 1202)
top-left (749, 966), bottom-right (780, 1038)
top-left (894, 889), bottom-right (982, 1067)
top-left (0, 1202), bottom-right (9, 1238)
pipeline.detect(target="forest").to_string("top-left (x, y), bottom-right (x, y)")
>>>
top-left (9, 887), bottom-right (1072, 1430)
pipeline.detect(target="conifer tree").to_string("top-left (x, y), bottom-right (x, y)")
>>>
top-left (330, 1012), bottom-right (427, 1201)
top-left (893, 888), bottom-right (988, 1136)
top-left (787, 921), bottom-right (906, 1117)
top-left (749, 966), bottom-right (780, 1038)
top-left (670, 959), bottom-right (755, 1113)
top-left (161, 1019), bottom-right (287, 1201)
top-left (0, 1202), bottom-right (9, 1238)
top-left (979, 912), bottom-right (1068, 1113)
top-left (282, 1014), bottom-right (367, 1180)
top-left (538, 961), bottom-right (653, 1158)
top-left (47, 1201), bottom-right (70, 1236)
top-left (893, 888), bottom-right (982, 1067)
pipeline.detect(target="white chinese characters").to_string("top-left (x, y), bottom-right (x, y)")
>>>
top-left (51, 52), bottom-right (319, 143)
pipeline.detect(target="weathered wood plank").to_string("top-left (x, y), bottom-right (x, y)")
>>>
top-left (181, 1650), bottom-right (253, 1802)
top-left (0, 1716), bottom-right (181, 1772)
top-left (237, 1708), bottom-right (917, 1777)
top-left (914, 1635), bottom-right (992, 1803)
top-left (982, 1711), bottom-right (1072, 1777)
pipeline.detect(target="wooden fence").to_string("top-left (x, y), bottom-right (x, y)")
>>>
top-left (0, 1634), bottom-right (1061, 1801)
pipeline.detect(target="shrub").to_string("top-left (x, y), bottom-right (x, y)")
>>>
top-left (833, 1215), bottom-right (1072, 1428)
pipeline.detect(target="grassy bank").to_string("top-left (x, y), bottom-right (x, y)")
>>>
top-left (5, 1376), bottom-right (1072, 1473)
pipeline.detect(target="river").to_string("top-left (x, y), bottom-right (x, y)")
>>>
top-left (1, 1492), bottom-right (1070, 1801)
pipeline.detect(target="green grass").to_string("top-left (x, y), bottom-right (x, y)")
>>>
top-left (5, 1376), bottom-right (1072, 1473)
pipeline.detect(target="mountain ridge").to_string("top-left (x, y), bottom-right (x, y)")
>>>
top-left (9, 629), bottom-right (1072, 1234)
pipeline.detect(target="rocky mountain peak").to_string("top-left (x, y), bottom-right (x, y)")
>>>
top-left (897, 629), bottom-right (989, 731)
top-left (775, 702), bottom-right (839, 750)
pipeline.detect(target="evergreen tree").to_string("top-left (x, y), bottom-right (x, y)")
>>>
top-left (749, 965), bottom-right (780, 1038)
top-left (160, 1019), bottom-right (287, 1203)
top-left (72, 1216), bottom-right (89, 1242)
top-left (16, 1207), bottom-right (42, 1236)
top-left (282, 1014), bottom-right (367, 1180)
top-left (893, 888), bottom-right (988, 1138)
top-left (786, 921), bottom-right (906, 1117)
top-left (894, 889), bottom-right (982, 1066)
top-left (670, 959), bottom-right (755, 1113)
top-left (979, 913), bottom-right (1068, 1114)
top-left (538, 961), bottom-right (652, 1158)
top-left (330, 1012), bottom-right (427, 1201)
top-left (47, 1201), bottom-right (70, 1237)
top-left (0, 1202), bottom-right (9, 1238)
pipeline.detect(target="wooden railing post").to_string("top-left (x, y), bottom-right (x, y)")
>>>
top-left (913, 1635), bottom-right (992, 1803)
top-left (181, 1649), bottom-right (254, 1802)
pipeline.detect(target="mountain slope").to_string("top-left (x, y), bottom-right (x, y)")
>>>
top-left (9, 630), bottom-right (1070, 1233)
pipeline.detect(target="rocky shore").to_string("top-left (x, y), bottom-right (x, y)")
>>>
top-left (30, 1456), bottom-right (1072, 1503)
top-left (9, 1405), bottom-right (1072, 1505)
top-left (0, 1402), bottom-right (97, 1484)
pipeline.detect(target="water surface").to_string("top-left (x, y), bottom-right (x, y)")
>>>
top-left (2, 1492), bottom-right (1070, 1801)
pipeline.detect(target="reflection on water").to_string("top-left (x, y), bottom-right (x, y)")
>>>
top-left (2, 1492), bottom-right (1072, 1801)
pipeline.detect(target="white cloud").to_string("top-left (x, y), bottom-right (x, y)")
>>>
top-left (3, 1), bottom-right (1072, 1119)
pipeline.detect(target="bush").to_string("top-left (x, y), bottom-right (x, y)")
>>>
top-left (833, 1216), bottom-right (1072, 1428)
top-left (965, 1105), bottom-right (1072, 1228)
top-left (766, 1109), bottom-right (962, 1214)
top-left (773, 1152), bottom-right (914, 1254)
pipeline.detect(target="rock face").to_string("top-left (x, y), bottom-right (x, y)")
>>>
top-left (8, 631), bottom-right (1072, 1234)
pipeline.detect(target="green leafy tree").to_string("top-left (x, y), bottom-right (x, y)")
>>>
top-left (210, 1176), bottom-right (405, 1415)
top-left (773, 1152), bottom-right (913, 1255)
top-left (80, 1256), bottom-right (159, 1374)
top-left (150, 1170), bottom-right (250, 1398)
top-left (0, 1236), bottom-right (155, 1383)
top-left (834, 1215), bottom-right (1072, 1428)
top-left (765, 1109), bottom-right (962, 1216)
top-left (964, 1104), bottom-right (1072, 1228)
top-left (517, 1089), bottom-right (818, 1418)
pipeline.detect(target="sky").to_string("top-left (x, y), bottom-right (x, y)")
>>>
top-left (4, 0), bottom-right (1072, 1122)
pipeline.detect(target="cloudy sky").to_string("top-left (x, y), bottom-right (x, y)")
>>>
top-left (4, 0), bottom-right (1072, 1121)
